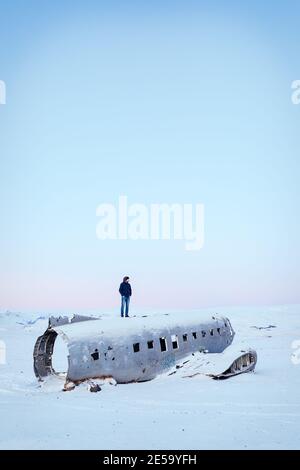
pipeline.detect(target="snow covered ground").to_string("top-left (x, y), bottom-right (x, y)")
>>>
top-left (0, 305), bottom-right (300, 450)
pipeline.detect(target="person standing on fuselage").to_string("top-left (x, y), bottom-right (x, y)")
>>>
top-left (119, 276), bottom-right (132, 317)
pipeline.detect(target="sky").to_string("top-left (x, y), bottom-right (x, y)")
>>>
top-left (0, 0), bottom-right (299, 312)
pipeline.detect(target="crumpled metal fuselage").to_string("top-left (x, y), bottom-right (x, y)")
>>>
top-left (33, 313), bottom-right (256, 384)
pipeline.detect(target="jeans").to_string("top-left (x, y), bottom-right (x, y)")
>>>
top-left (121, 296), bottom-right (130, 317)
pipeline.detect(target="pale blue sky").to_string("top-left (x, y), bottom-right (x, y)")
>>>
top-left (0, 0), bottom-right (299, 311)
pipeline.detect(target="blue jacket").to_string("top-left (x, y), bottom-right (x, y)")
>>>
top-left (119, 282), bottom-right (132, 297)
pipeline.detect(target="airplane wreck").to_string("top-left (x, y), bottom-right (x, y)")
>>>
top-left (33, 312), bottom-right (257, 389)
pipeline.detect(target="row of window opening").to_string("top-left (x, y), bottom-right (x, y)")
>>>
top-left (133, 327), bottom-right (223, 353)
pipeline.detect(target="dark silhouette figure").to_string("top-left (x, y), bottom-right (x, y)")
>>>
top-left (119, 276), bottom-right (132, 317)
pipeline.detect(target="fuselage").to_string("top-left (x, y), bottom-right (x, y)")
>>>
top-left (51, 313), bottom-right (235, 383)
